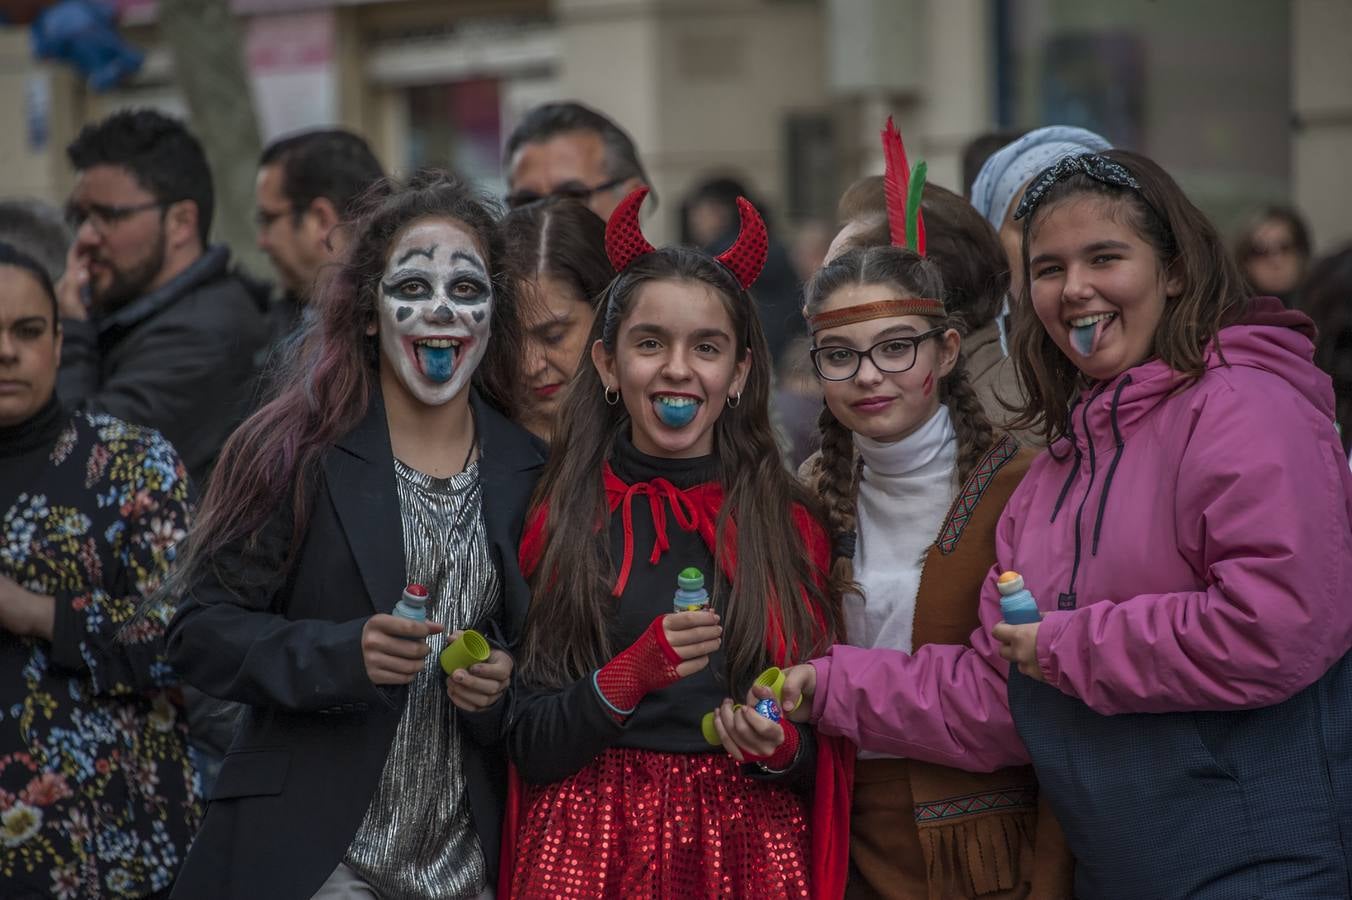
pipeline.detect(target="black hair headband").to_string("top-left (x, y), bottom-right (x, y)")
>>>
top-left (1013, 153), bottom-right (1142, 222)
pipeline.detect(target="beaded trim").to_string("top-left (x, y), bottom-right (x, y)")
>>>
top-left (807, 298), bottom-right (946, 334)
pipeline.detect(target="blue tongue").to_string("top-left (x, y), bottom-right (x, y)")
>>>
top-left (418, 346), bottom-right (455, 383)
top-left (1071, 323), bottom-right (1095, 356)
top-left (655, 398), bottom-right (699, 428)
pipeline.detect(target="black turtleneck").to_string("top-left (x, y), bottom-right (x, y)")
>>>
top-left (0, 394), bottom-right (66, 503)
top-left (510, 429), bottom-right (818, 786)
top-left (606, 432), bottom-right (728, 753)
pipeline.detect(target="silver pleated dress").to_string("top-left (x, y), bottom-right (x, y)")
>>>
top-left (344, 458), bottom-right (500, 899)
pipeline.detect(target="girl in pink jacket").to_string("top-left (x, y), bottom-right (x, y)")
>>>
top-left (783, 150), bottom-right (1352, 899)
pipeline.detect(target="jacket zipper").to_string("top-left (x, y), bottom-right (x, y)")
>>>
top-left (1059, 396), bottom-right (1099, 610)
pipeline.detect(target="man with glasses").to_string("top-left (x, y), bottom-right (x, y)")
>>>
top-left (503, 101), bottom-right (652, 220)
top-left (56, 108), bottom-right (268, 487)
top-left (255, 129), bottom-right (385, 334)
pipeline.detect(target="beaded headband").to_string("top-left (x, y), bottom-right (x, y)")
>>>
top-left (807, 298), bottom-right (945, 334)
top-left (1013, 153), bottom-right (1142, 222)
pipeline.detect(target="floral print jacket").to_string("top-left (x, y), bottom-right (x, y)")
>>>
top-left (0, 412), bottom-right (200, 898)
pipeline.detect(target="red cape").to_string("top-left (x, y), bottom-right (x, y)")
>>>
top-left (501, 464), bottom-right (854, 899)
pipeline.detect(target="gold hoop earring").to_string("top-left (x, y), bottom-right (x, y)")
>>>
top-left (726, 392), bottom-right (741, 409)
top-left (604, 386), bottom-right (620, 406)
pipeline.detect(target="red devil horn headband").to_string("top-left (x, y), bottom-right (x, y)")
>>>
top-left (604, 186), bottom-right (769, 290)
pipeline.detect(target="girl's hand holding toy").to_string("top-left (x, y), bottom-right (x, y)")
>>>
top-left (779, 663), bottom-right (816, 724)
top-left (992, 621), bottom-right (1044, 682)
top-left (663, 610), bottom-right (724, 677)
top-left (444, 630), bottom-right (515, 712)
top-left (362, 614), bottom-right (445, 686)
top-left (712, 684), bottom-right (798, 768)
top-left (594, 611), bottom-right (722, 720)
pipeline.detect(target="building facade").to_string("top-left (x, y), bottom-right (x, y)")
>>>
top-left (0, 0), bottom-right (1345, 263)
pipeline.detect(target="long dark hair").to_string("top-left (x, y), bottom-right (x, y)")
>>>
top-left (1008, 149), bottom-right (1252, 443)
top-left (517, 247), bottom-right (840, 692)
top-left (803, 245), bottom-right (996, 597)
top-left (501, 197), bottom-right (613, 309)
top-left (175, 170), bottom-right (522, 584)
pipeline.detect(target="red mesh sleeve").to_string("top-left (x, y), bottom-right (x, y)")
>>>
top-left (593, 615), bottom-right (683, 720)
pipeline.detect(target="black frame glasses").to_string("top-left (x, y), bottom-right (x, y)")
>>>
top-left (65, 200), bottom-right (164, 233)
top-left (810, 328), bottom-right (946, 381)
top-left (505, 175), bottom-right (629, 210)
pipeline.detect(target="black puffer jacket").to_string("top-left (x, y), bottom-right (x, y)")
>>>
top-left (57, 244), bottom-right (270, 487)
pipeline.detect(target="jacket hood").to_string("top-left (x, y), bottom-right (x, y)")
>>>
top-left (1203, 296), bottom-right (1332, 420)
top-left (1047, 297), bottom-right (1335, 547)
top-left (1064, 296), bottom-right (1333, 451)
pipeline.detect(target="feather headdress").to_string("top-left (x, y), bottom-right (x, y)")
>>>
top-left (882, 116), bottom-right (927, 256)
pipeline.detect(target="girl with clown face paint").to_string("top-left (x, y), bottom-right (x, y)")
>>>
top-left (375, 218), bottom-right (495, 408)
top-left (164, 171), bottom-right (546, 900)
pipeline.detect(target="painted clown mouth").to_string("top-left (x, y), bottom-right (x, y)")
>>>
top-left (652, 394), bottom-right (702, 428)
top-left (411, 337), bottom-right (466, 384)
top-left (1068, 312), bottom-right (1118, 357)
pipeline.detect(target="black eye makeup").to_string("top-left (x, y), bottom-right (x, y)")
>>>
top-left (448, 274), bottom-right (490, 303)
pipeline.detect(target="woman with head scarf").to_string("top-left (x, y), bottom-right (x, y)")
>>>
top-left (970, 126), bottom-right (1113, 355)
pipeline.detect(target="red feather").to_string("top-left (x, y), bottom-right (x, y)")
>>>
top-left (881, 116), bottom-right (910, 249)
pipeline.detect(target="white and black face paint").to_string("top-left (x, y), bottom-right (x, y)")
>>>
top-left (377, 219), bottom-right (493, 406)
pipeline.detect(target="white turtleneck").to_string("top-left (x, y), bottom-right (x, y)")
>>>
top-left (845, 404), bottom-right (958, 657)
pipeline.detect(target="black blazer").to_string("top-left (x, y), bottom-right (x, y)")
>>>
top-left (166, 388), bottom-right (544, 900)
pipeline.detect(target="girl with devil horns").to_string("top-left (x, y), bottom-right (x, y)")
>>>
top-left (504, 187), bottom-right (853, 899)
top-left (788, 121), bottom-right (1073, 899)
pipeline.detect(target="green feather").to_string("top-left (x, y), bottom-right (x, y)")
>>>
top-left (905, 160), bottom-right (928, 252)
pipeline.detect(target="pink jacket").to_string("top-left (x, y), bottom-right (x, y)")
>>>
top-left (810, 298), bottom-right (1352, 772)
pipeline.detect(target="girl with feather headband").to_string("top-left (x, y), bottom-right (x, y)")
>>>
top-left (786, 120), bottom-right (1074, 899)
top-left (503, 187), bottom-right (853, 899)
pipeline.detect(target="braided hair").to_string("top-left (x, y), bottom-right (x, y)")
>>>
top-left (803, 245), bottom-right (998, 592)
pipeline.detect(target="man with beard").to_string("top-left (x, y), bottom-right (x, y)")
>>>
top-left (57, 108), bottom-right (269, 487)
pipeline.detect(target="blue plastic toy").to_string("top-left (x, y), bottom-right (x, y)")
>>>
top-left (672, 567), bottom-right (710, 612)
top-left (997, 571), bottom-right (1042, 626)
top-left (393, 583), bottom-right (429, 622)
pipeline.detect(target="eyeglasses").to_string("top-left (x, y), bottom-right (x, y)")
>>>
top-left (810, 328), bottom-right (946, 381)
top-left (65, 200), bottom-right (164, 233)
top-left (254, 205), bottom-right (294, 229)
top-left (505, 175), bottom-right (630, 210)
top-left (1247, 241), bottom-right (1297, 259)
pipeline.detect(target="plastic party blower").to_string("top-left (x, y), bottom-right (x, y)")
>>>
top-left (672, 567), bottom-right (711, 612)
top-left (393, 583), bottom-right (429, 621)
top-left (997, 572), bottom-right (1042, 625)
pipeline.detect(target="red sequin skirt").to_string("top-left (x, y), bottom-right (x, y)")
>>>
top-left (512, 747), bottom-right (811, 899)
